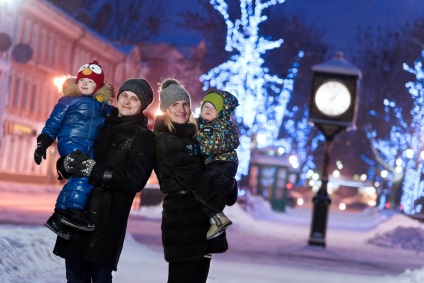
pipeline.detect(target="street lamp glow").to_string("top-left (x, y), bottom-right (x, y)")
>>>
top-left (332, 170), bottom-right (340, 177)
top-left (296, 198), bottom-right (304, 206)
top-left (53, 76), bottom-right (68, 93)
top-left (193, 107), bottom-right (201, 118)
top-left (156, 109), bottom-right (163, 117)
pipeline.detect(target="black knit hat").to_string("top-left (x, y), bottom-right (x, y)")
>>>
top-left (118, 78), bottom-right (154, 112)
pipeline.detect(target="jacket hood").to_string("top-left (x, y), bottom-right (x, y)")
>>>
top-left (61, 77), bottom-right (114, 104)
top-left (212, 90), bottom-right (239, 120)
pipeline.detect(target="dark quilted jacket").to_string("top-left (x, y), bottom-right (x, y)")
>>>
top-left (154, 116), bottom-right (228, 262)
top-left (53, 110), bottom-right (156, 271)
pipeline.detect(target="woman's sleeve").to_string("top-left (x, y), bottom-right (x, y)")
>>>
top-left (90, 131), bottom-right (156, 193)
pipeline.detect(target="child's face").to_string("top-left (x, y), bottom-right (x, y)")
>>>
top-left (117, 91), bottom-right (142, 117)
top-left (201, 102), bottom-right (218, 121)
top-left (77, 78), bottom-right (97, 95)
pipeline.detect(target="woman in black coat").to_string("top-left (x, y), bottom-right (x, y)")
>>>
top-left (154, 78), bottom-right (232, 283)
top-left (53, 78), bottom-right (156, 282)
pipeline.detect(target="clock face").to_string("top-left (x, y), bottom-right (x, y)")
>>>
top-left (314, 81), bottom-right (351, 117)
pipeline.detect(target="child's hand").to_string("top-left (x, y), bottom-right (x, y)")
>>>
top-left (34, 144), bottom-right (46, 165)
top-left (34, 134), bottom-right (53, 165)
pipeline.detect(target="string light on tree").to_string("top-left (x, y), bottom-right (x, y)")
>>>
top-left (365, 51), bottom-right (424, 215)
top-left (201, 0), bottom-right (303, 178)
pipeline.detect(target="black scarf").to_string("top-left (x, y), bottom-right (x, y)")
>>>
top-left (154, 116), bottom-right (201, 156)
top-left (106, 107), bottom-right (148, 128)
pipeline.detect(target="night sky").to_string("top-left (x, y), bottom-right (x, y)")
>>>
top-left (51, 0), bottom-right (424, 177)
top-left (152, 0), bottom-right (424, 60)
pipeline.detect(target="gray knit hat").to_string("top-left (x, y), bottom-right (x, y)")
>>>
top-left (159, 79), bottom-right (191, 112)
top-left (118, 78), bottom-right (154, 112)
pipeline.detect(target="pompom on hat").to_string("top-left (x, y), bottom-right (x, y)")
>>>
top-left (159, 78), bottom-right (191, 112)
top-left (118, 78), bottom-right (154, 112)
top-left (201, 92), bottom-right (224, 115)
top-left (75, 60), bottom-right (105, 94)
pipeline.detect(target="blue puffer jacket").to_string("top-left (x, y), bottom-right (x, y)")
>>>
top-left (41, 77), bottom-right (114, 156)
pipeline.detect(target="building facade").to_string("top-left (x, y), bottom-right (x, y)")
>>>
top-left (0, 0), bottom-right (145, 183)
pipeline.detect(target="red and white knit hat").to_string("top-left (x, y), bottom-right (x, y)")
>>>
top-left (75, 60), bottom-right (105, 94)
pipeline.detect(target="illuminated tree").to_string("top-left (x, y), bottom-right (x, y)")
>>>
top-left (365, 52), bottom-right (424, 214)
top-left (201, 0), bottom-right (304, 178)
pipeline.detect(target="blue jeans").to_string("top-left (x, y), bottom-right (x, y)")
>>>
top-left (65, 259), bottom-right (113, 283)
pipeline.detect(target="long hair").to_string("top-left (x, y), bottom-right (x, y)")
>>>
top-left (162, 111), bottom-right (198, 137)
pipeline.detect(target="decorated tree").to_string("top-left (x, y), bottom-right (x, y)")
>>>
top-left (200, 0), bottom-right (306, 179)
top-left (363, 51), bottom-right (424, 214)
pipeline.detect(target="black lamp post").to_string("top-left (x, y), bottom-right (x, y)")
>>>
top-left (308, 52), bottom-right (362, 247)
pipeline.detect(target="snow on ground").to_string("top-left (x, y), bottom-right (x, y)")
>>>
top-left (1, 181), bottom-right (424, 282)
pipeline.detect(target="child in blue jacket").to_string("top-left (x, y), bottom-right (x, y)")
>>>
top-left (34, 60), bottom-right (113, 240)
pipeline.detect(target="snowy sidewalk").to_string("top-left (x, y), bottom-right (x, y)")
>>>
top-left (2, 180), bottom-right (424, 282)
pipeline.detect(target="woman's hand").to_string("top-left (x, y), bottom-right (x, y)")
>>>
top-left (57, 150), bottom-right (95, 178)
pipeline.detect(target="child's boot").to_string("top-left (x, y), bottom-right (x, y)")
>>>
top-left (206, 212), bottom-right (232, 240)
top-left (44, 210), bottom-right (71, 240)
top-left (60, 208), bottom-right (95, 231)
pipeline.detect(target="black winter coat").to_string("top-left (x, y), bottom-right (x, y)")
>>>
top-left (154, 117), bottom-right (228, 263)
top-left (53, 110), bottom-right (155, 271)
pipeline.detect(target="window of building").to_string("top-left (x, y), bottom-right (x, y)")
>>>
top-left (13, 77), bottom-right (21, 109)
top-left (30, 83), bottom-right (38, 114)
top-left (21, 79), bottom-right (29, 112)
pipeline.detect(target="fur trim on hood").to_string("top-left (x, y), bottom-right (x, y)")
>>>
top-left (61, 77), bottom-right (114, 104)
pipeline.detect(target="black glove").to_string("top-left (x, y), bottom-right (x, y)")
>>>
top-left (63, 150), bottom-right (96, 177)
top-left (56, 155), bottom-right (71, 180)
top-left (216, 175), bottom-right (235, 193)
top-left (34, 134), bottom-right (53, 165)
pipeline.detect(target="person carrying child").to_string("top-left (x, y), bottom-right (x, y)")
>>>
top-left (197, 90), bottom-right (240, 239)
top-left (34, 60), bottom-right (113, 240)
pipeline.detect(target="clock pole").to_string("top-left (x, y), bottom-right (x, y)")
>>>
top-left (308, 52), bottom-right (362, 247)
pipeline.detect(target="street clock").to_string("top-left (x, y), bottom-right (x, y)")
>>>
top-left (309, 52), bottom-right (362, 137)
top-left (314, 80), bottom-right (351, 117)
top-left (308, 52), bottom-right (362, 248)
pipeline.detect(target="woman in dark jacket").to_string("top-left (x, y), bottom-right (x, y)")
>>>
top-left (53, 78), bottom-right (156, 282)
top-left (154, 78), bottom-right (232, 283)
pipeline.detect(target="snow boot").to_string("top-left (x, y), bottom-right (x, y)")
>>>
top-left (60, 208), bottom-right (95, 232)
top-left (206, 212), bottom-right (232, 240)
top-left (44, 211), bottom-right (71, 240)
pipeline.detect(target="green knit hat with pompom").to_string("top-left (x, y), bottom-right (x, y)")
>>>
top-left (201, 92), bottom-right (224, 114)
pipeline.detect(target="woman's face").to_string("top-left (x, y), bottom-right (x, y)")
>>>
top-left (167, 101), bottom-right (191, 124)
top-left (117, 91), bottom-right (142, 117)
